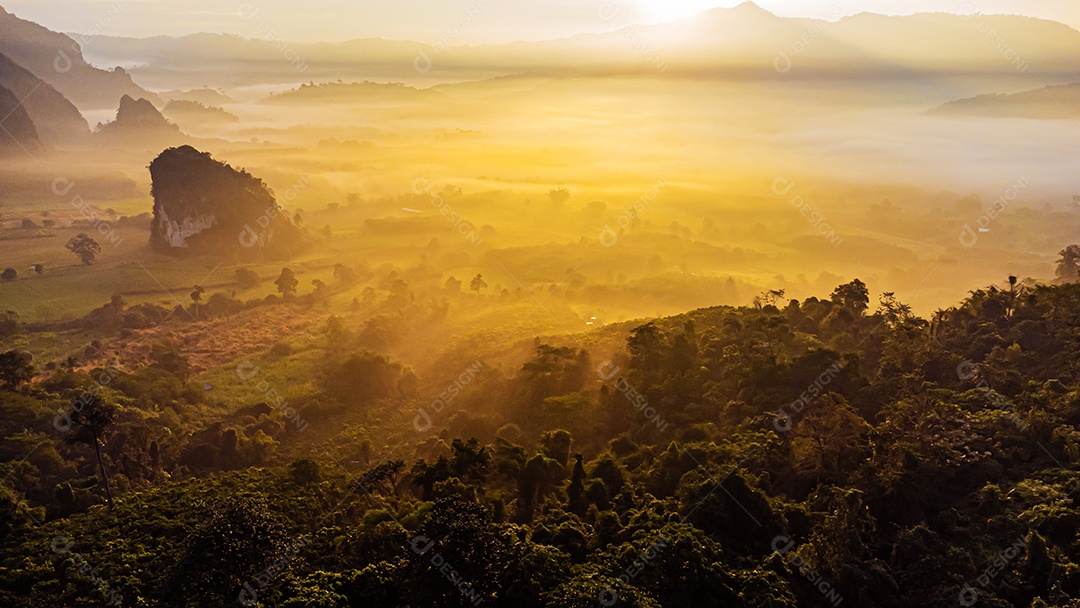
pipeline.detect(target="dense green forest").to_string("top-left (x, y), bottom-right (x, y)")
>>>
top-left (4, 276), bottom-right (1080, 607)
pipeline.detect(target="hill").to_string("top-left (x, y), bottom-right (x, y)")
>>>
top-left (0, 50), bottom-right (87, 144)
top-left (0, 83), bottom-right (41, 154)
top-left (0, 4), bottom-right (155, 110)
top-left (3, 276), bottom-right (1080, 605)
top-left (932, 83), bottom-right (1080, 119)
top-left (160, 100), bottom-right (238, 125)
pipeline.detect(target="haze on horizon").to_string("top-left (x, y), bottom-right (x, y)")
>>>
top-left (5, 0), bottom-right (1080, 44)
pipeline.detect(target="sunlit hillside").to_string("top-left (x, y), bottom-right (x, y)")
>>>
top-left (2, 2), bottom-right (1080, 606)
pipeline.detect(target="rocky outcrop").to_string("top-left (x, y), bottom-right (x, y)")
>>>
top-left (0, 50), bottom-right (88, 144)
top-left (0, 83), bottom-right (42, 154)
top-left (149, 145), bottom-right (303, 256)
top-left (96, 95), bottom-right (184, 145)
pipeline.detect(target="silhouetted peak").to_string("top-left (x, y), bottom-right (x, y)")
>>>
top-left (732, 1), bottom-right (772, 15)
top-left (689, 1), bottom-right (779, 27)
top-left (102, 95), bottom-right (178, 133)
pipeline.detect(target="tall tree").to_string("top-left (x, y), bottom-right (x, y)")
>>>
top-left (1055, 245), bottom-right (1080, 283)
top-left (566, 454), bottom-right (587, 515)
top-left (66, 394), bottom-right (117, 508)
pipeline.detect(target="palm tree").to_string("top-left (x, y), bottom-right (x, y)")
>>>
top-left (470, 274), bottom-right (487, 297)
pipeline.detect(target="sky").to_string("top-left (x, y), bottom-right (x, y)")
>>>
top-left (4, 0), bottom-right (1079, 44)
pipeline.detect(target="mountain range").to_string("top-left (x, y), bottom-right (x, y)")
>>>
top-left (71, 2), bottom-right (1080, 90)
top-left (1, 1), bottom-right (1079, 157)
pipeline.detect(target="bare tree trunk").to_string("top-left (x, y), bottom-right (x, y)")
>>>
top-left (91, 425), bottom-right (113, 509)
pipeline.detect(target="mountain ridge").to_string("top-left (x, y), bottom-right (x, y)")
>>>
top-left (68, 7), bottom-right (1080, 90)
top-left (0, 3), bottom-right (156, 109)
top-left (0, 49), bottom-right (88, 144)
top-left (931, 82), bottom-right (1080, 119)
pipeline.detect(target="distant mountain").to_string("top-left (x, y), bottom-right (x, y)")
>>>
top-left (160, 88), bottom-right (234, 106)
top-left (0, 50), bottom-right (87, 144)
top-left (0, 83), bottom-right (41, 155)
top-left (0, 4), bottom-right (154, 110)
top-left (161, 100), bottom-right (238, 125)
top-left (931, 83), bottom-right (1080, 119)
top-left (95, 94), bottom-right (185, 146)
top-left (265, 81), bottom-right (437, 103)
top-left (74, 3), bottom-right (1080, 90)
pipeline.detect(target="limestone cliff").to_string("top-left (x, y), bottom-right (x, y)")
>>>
top-left (149, 145), bottom-right (303, 256)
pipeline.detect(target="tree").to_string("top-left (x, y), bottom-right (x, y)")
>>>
top-left (521, 345), bottom-right (590, 407)
top-left (449, 438), bottom-right (491, 484)
top-left (0, 350), bottom-right (33, 389)
top-left (470, 273), bottom-right (487, 297)
top-left (0, 268), bottom-right (15, 281)
top-left (276, 267), bottom-right (299, 297)
top-left (628, 321), bottom-right (665, 372)
top-left (189, 285), bottom-right (205, 318)
top-left (235, 268), bottom-right (260, 289)
top-left (333, 263), bottom-right (358, 286)
top-left (65, 394), bottom-right (116, 508)
top-left (753, 289), bottom-right (786, 310)
top-left (547, 187), bottom-right (570, 207)
top-left (790, 394), bottom-right (871, 483)
top-left (831, 279), bottom-right (870, 313)
top-left (445, 276), bottom-right (462, 293)
top-left (566, 454), bottom-right (587, 515)
top-left (877, 292), bottom-right (914, 327)
top-left (289, 458), bottom-right (321, 484)
top-left (323, 315), bottom-right (349, 343)
top-left (406, 497), bottom-right (508, 607)
top-left (322, 352), bottom-right (408, 404)
top-left (539, 429), bottom-right (573, 468)
top-left (1055, 244), bottom-right (1080, 283)
top-left (518, 453), bottom-right (564, 523)
top-left (149, 341), bottom-right (192, 380)
top-left (363, 459), bottom-right (406, 497)
top-left (65, 233), bottom-right (101, 265)
top-left (167, 496), bottom-right (290, 606)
